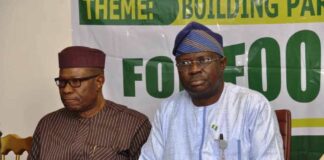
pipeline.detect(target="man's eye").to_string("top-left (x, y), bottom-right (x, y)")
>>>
top-left (200, 57), bottom-right (212, 63)
top-left (70, 79), bottom-right (80, 84)
top-left (58, 80), bottom-right (67, 84)
top-left (180, 61), bottom-right (191, 66)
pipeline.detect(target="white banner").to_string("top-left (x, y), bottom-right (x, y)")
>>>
top-left (72, 0), bottom-right (324, 157)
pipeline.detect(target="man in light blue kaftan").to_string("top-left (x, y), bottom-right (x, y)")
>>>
top-left (139, 22), bottom-right (284, 160)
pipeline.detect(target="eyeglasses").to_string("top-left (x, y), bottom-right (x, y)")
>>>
top-left (176, 57), bottom-right (220, 71)
top-left (54, 74), bottom-right (100, 88)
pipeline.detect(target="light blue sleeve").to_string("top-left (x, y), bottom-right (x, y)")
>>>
top-left (139, 105), bottom-right (165, 160)
top-left (248, 97), bottom-right (284, 160)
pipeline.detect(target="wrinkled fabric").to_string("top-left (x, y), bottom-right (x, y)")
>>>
top-left (140, 83), bottom-right (284, 160)
top-left (28, 100), bottom-right (151, 160)
top-left (172, 21), bottom-right (224, 57)
top-left (175, 29), bottom-right (223, 57)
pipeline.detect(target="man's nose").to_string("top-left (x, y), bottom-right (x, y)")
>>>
top-left (188, 62), bottom-right (201, 74)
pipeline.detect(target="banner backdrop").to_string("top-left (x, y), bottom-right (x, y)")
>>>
top-left (72, 0), bottom-right (324, 159)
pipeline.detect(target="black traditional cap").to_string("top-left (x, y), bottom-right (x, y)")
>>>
top-left (58, 46), bottom-right (106, 69)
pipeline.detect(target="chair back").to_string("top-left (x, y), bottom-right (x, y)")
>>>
top-left (0, 134), bottom-right (32, 160)
top-left (275, 109), bottom-right (291, 160)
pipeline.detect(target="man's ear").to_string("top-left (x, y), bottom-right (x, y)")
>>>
top-left (220, 57), bottom-right (227, 71)
top-left (96, 74), bottom-right (105, 89)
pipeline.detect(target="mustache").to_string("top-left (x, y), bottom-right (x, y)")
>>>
top-left (189, 74), bottom-right (206, 81)
top-left (61, 96), bottom-right (80, 101)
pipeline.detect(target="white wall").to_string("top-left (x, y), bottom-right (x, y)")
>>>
top-left (0, 0), bottom-right (72, 138)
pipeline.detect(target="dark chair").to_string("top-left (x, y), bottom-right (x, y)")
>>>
top-left (275, 109), bottom-right (291, 160)
top-left (0, 134), bottom-right (32, 160)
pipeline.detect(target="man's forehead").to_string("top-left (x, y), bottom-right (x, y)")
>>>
top-left (176, 51), bottom-right (218, 60)
top-left (59, 68), bottom-right (93, 77)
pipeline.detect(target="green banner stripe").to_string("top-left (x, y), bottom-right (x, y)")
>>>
top-left (292, 118), bottom-right (324, 128)
top-left (79, 0), bottom-right (324, 25)
top-left (291, 136), bottom-right (324, 160)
